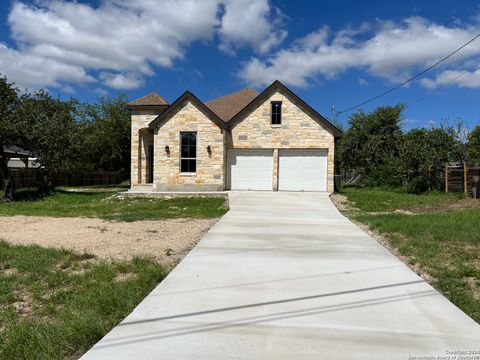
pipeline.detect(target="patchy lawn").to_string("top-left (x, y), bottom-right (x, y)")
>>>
top-left (0, 241), bottom-right (167, 359)
top-left (0, 187), bottom-right (228, 222)
top-left (335, 187), bottom-right (480, 324)
top-left (339, 187), bottom-right (467, 213)
top-left (0, 187), bottom-right (226, 357)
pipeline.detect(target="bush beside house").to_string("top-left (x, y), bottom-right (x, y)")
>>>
top-left (337, 104), bottom-right (479, 193)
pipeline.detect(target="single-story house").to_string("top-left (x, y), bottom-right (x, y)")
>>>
top-left (127, 80), bottom-right (342, 193)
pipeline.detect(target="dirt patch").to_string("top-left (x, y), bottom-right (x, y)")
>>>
top-left (465, 277), bottom-right (480, 301)
top-left (366, 209), bottom-right (417, 216)
top-left (114, 273), bottom-right (137, 282)
top-left (330, 193), bottom-right (357, 212)
top-left (393, 209), bottom-right (415, 215)
top-left (0, 216), bottom-right (218, 263)
top-left (1, 268), bottom-right (18, 277)
top-left (408, 198), bottom-right (480, 213)
top-left (10, 286), bottom-right (34, 317)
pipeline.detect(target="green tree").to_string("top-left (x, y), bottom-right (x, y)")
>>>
top-left (467, 125), bottom-right (480, 162)
top-left (78, 95), bottom-right (130, 174)
top-left (0, 75), bottom-right (21, 200)
top-left (19, 90), bottom-right (83, 192)
top-left (400, 127), bottom-right (462, 193)
top-left (337, 104), bottom-right (405, 186)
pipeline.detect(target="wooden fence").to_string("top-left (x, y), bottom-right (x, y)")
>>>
top-left (8, 168), bottom-right (126, 188)
top-left (445, 162), bottom-right (480, 197)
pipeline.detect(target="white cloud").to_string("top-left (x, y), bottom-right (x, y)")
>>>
top-left (0, 0), bottom-right (285, 91)
top-left (61, 85), bottom-right (75, 94)
top-left (99, 72), bottom-right (144, 90)
top-left (218, 0), bottom-right (286, 54)
top-left (293, 27), bottom-right (329, 50)
top-left (357, 77), bottom-right (369, 86)
top-left (420, 69), bottom-right (480, 89)
top-left (93, 88), bottom-right (110, 97)
top-left (239, 16), bottom-right (480, 88)
top-left (0, 43), bottom-right (95, 90)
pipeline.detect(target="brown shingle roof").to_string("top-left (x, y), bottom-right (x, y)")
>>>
top-left (127, 92), bottom-right (168, 106)
top-left (205, 88), bottom-right (258, 122)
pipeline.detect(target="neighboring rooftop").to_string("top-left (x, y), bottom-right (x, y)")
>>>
top-left (4, 145), bottom-right (32, 157)
top-left (127, 92), bottom-right (168, 106)
top-left (205, 88), bottom-right (258, 122)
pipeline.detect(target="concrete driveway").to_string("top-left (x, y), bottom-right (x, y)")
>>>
top-left (81, 191), bottom-right (480, 359)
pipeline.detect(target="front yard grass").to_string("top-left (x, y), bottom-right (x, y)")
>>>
top-left (0, 241), bottom-right (167, 359)
top-left (341, 187), bottom-right (465, 212)
top-left (338, 187), bottom-right (480, 323)
top-left (0, 187), bottom-right (227, 221)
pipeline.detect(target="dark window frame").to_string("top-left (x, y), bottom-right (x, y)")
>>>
top-left (271, 101), bottom-right (282, 125)
top-left (179, 131), bottom-right (197, 173)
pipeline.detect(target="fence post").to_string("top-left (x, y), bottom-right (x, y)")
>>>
top-left (445, 163), bottom-right (448, 193)
top-left (464, 161), bottom-right (468, 194)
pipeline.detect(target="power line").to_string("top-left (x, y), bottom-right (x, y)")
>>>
top-left (336, 32), bottom-right (480, 114)
top-left (405, 71), bottom-right (467, 109)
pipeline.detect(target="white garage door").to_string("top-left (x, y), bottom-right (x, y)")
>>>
top-left (227, 150), bottom-right (273, 190)
top-left (279, 149), bottom-right (327, 191)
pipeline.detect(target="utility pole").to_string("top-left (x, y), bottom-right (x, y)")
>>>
top-left (331, 105), bottom-right (337, 124)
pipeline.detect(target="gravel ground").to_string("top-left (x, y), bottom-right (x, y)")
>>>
top-left (0, 216), bottom-right (218, 264)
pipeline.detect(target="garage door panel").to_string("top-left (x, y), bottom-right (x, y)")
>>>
top-left (227, 150), bottom-right (273, 190)
top-left (279, 150), bottom-right (327, 191)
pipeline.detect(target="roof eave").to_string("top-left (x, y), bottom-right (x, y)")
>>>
top-left (126, 104), bottom-right (169, 111)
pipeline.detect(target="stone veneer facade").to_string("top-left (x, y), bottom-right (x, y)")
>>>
top-left (131, 90), bottom-right (336, 192)
top-left (227, 91), bottom-right (335, 192)
top-left (130, 111), bottom-right (159, 185)
top-left (153, 100), bottom-right (225, 191)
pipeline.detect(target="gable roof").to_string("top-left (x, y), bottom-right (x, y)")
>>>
top-left (141, 80), bottom-right (341, 136)
top-left (148, 91), bottom-right (228, 130)
top-left (127, 92), bottom-right (168, 107)
top-left (205, 88), bottom-right (258, 122)
top-left (228, 80), bottom-right (342, 137)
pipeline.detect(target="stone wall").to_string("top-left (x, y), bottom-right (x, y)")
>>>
top-left (152, 100), bottom-right (225, 191)
top-left (228, 90), bottom-right (335, 192)
top-left (131, 111), bottom-right (161, 185)
top-left (131, 90), bottom-right (336, 192)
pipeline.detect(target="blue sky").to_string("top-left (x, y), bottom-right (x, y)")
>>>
top-left (1, 0), bottom-right (480, 130)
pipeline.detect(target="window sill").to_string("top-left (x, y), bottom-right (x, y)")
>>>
top-left (270, 124), bottom-right (282, 128)
top-left (180, 172), bottom-right (196, 177)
